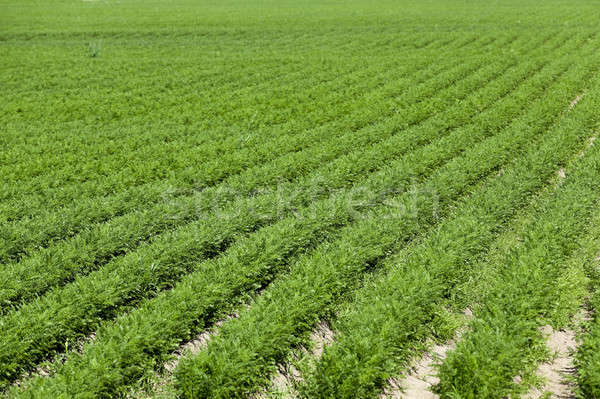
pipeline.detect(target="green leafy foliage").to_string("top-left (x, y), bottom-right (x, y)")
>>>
top-left (2, 0), bottom-right (600, 398)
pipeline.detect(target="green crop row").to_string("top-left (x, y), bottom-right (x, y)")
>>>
top-left (6, 39), bottom-right (587, 396)
top-left (0, 48), bottom-right (427, 198)
top-left (435, 134), bottom-right (600, 398)
top-left (0, 54), bottom-right (434, 211)
top-left (0, 36), bottom-right (509, 263)
top-left (297, 59), bottom-right (600, 399)
top-left (1, 28), bottom-right (468, 132)
top-left (576, 239), bottom-right (600, 397)
top-left (0, 32), bottom-right (557, 312)
top-left (3, 1), bottom-right (600, 399)
top-left (0, 32), bottom-right (489, 218)
top-left (0, 32), bottom-right (470, 177)
top-left (0, 31), bottom-right (580, 387)
top-left (0, 51), bottom-right (534, 387)
top-left (170, 48), bottom-right (599, 399)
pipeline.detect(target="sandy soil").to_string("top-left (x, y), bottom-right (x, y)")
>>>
top-left (164, 312), bottom-right (238, 373)
top-left (381, 308), bottom-right (473, 399)
top-left (524, 309), bottom-right (591, 399)
top-left (524, 325), bottom-right (577, 399)
top-left (569, 93), bottom-right (585, 109)
top-left (253, 321), bottom-right (335, 399)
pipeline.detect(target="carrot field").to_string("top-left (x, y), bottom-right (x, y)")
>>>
top-left (1, 0), bottom-right (600, 398)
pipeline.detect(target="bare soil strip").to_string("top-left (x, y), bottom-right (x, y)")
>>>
top-left (380, 343), bottom-right (452, 399)
top-left (163, 315), bottom-right (236, 374)
top-left (524, 326), bottom-right (577, 399)
top-left (380, 309), bottom-right (473, 399)
top-left (524, 309), bottom-right (591, 399)
top-left (569, 93), bottom-right (585, 109)
top-left (253, 321), bottom-right (335, 399)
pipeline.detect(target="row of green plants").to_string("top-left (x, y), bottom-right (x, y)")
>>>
top-left (0, 33), bottom-right (552, 312)
top-left (0, 35), bottom-right (509, 264)
top-left (576, 220), bottom-right (600, 397)
top-left (1, 50), bottom-right (420, 201)
top-left (6, 38), bottom-right (587, 396)
top-left (0, 31), bottom-right (489, 220)
top-left (171, 47), bottom-right (599, 398)
top-left (298, 52), bottom-right (600, 398)
top-left (1, 27), bottom-right (470, 133)
top-left (0, 51), bottom-right (534, 387)
top-left (435, 131), bottom-right (600, 398)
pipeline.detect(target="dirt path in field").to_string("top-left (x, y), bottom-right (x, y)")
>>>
top-left (253, 321), bottom-right (335, 399)
top-left (380, 308), bottom-right (473, 399)
top-left (569, 93), bottom-right (585, 110)
top-left (163, 311), bottom-right (239, 373)
top-left (524, 310), bottom-right (590, 399)
top-left (380, 342), bottom-right (454, 399)
top-left (523, 326), bottom-right (577, 399)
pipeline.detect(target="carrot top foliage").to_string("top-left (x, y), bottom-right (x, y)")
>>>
top-left (1, 0), bottom-right (599, 398)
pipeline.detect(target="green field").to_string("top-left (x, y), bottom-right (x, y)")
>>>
top-left (2, 0), bottom-right (600, 398)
